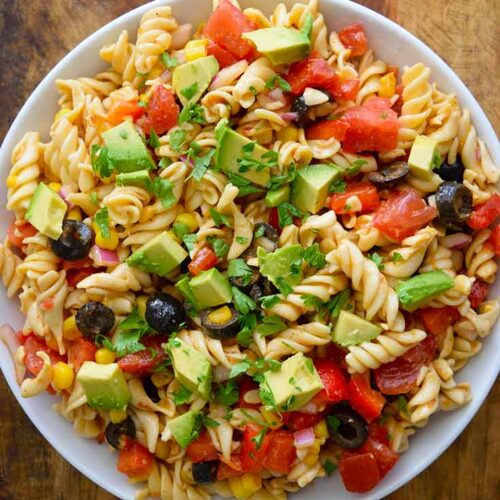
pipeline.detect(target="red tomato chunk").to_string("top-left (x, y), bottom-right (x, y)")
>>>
top-left (467, 194), bottom-right (500, 230)
top-left (339, 452), bottom-right (380, 493)
top-left (118, 335), bottom-right (168, 376)
top-left (488, 223), bottom-right (500, 255)
top-left (330, 182), bottom-right (380, 214)
top-left (418, 306), bottom-right (461, 336)
top-left (189, 247), bottom-right (218, 276)
top-left (117, 441), bottom-right (155, 478)
top-left (67, 338), bottom-right (97, 372)
top-left (347, 374), bottom-right (385, 422)
top-left (23, 335), bottom-right (64, 376)
top-left (263, 429), bottom-right (296, 474)
top-left (310, 358), bottom-right (348, 407)
top-left (339, 23), bottom-right (368, 57)
top-left (186, 431), bottom-right (219, 463)
top-left (306, 118), bottom-right (350, 141)
top-left (240, 425), bottom-right (270, 472)
top-left (207, 40), bottom-right (240, 68)
top-left (140, 85), bottom-right (179, 135)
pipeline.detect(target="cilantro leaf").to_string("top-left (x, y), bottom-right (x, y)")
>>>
top-left (149, 129), bottom-right (160, 148)
top-left (227, 172), bottom-right (264, 196)
top-left (392, 252), bottom-right (403, 263)
top-left (397, 395), bottom-right (409, 414)
top-left (326, 415), bottom-right (341, 433)
top-left (236, 313), bottom-right (257, 347)
top-left (203, 416), bottom-right (220, 428)
top-left (158, 157), bottom-right (172, 169)
top-left (169, 129), bottom-right (186, 151)
top-left (432, 150), bottom-right (442, 170)
top-left (189, 147), bottom-right (216, 182)
top-left (260, 295), bottom-right (280, 309)
top-left (346, 159), bottom-right (368, 176)
top-left (172, 385), bottom-right (192, 405)
top-left (237, 143), bottom-right (278, 173)
top-left (228, 259), bottom-right (253, 286)
top-left (214, 381), bottom-right (239, 406)
top-left (276, 277), bottom-right (293, 297)
top-left (277, 202), bottom-right (302, 228)
top-left (300, 294), bottom-right (324, 309)
top-left (267, 164), bottom-right (297, 191)
top-left (91, 144), bottom-right (113, 178)
top-left (181, 82), bottom-right (199, 101)
top-left (160, 52), bottom-right (179, 69)
top-left (258, 381), bottom-right (276, 409)
top-left (236, 236), bottom-right (248, 244)
top-left (151, 177), bottom-right (176, 209)
top-left (257, 315), bottom-right (287, 337)
top-left (210, 208), bottom-right (233, 228)
top-left (323, 459), bottom-right (337, 476)
top-left (302, 244), bottom-right (326, 269)
top-left (183, 234), bottom-right (197, 253)
top-left (179, 102), bottom-right (205, 125)
top-left (370, 252), bottom-right (384, 271)
top-left (207, 236), bottom-right (229, 258)
top-left (112, 307), bottom-right (153, 356)
top-left (173, 222), bottom-right (190, 239)
top-left (265, 75), bottom-right (291, 93)
top-left (94, 207), bottom-right (110, 239)
top-left (251, 426), bottom-right (269, 450)
top-left (329, 178), bottom-right (347, 193)
top-left (327, 289), bottom-right (350, 318)
top-left (89, 191), bottom-right (99, 205)
top-left (229, 361), bottom-right (251, 379)
top-left (232, 287), bottom-right (256, 315)
top-left (254, 225), bottom-right (266, 239)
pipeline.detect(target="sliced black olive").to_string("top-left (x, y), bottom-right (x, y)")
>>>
top-left (248, 277), bottom-right (277, 303)
top-left (435, 181), bottom-right (473, 229)
top-left (368, 161), bottom-right (410, 188)
top-left (291, 96), bottom-right (309, 127)
top-left (143, 377), bottom-right (160, 402)
top-left (229, 267), bottom-right (260, 289)
top-left (192, 461), bottom-right (218, 485)
top-left (145, 293), bottom-right (187, 335)
top-left (50, 219), bottom-right (93, 260)
top-left (200, 305), bottom-right (240, 339)
top-left (436, 157), bottom-right (464, 183)
top-left (76, 301), bottom-right (115, 338)
top-left (327, 403), bottom-right (368, 449)
top-left (254, 222), bottom-right (279, 253)
top-left (105, 417), bottom-right (136, 450)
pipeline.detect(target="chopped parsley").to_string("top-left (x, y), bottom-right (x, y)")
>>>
top-left (182, 234), bottom-right (197, 253)
top-left (301, 294), bottom-right (324, 309)
top-left (89, 191), bottom-right (99, 205)
top-left (232, 287), bottom-right (257, 315)
top-left (214, 381), bottom-right (239, 406)
top-left (90, 144), bottom-right (113, 178)
top-left (228, 259), bottom-right (253, 286)
top-left (251, 426), bottom-right (269, 450)
top-left (346, 159), bottom-right (368, 177)
top-left (370, 252), bottom-right (384, 271)
top-left (229, 361), bottom-right (251, 379)
top-left (203, 416), bottom-right (220, 428)
top-left (277, 201), bottom-right (302, 228)
top-left (172, 222), bottom-right (190, 239)
top-left (210, 208), bottom-right (233, 228)
top-left (169, 129), bottom-right (186, 151)
top-left (432, 150), bottom-right (442, 170)
top-left (276, 277), bottom-right (294, 297)
top-left (249, 85), bottom-right (258, 96)
top-left (181, 82), bottom-right (199, 101)
top-left (158, 157), bottom-right (172, 169)
top-left (326, 415), bottom-right (341, 433)
top-left (160, 52), bottom-right (179, 69)
top-left (94, 207), bottom-right (110, 239)
top-left (303, 244), bottom-right (326, 269)
top-left (257, 315), bottom-right (287, 336)
top-left (398, 395), bottom-right (409, 414)
top-left (254, 225), bottom-right (266, 239)
top-left (235, 236), bottom-right (248, 244)
top-left (265, 75), bottom-right (291, 93)
top-left (267, 164), bottom-right (297, 192)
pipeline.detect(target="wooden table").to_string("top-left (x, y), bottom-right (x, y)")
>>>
top-left (0, 1), bottom-right (498, 499)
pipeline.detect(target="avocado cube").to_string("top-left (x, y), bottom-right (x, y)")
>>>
top-left (408, 135), bottom-right (439, 180)
top-left (215, 127), bottom-right (271, 187)
top-left (26, 182), bottom-right (67, 239)
top-left (173, 55), bottom-right (219, 106)
top-left (265, 185), bottom-right (290, 207)
top-left (102, 121), bottom-right (155, 173)
top-left (291, 164), bottom-right (341, 214)
top-left (168, 410), bottom-right (203, 448)
top-left (258, 245), bottom-right (303, 289)
top-left (260, 353), bottom-right (323, 411)
top-left (116, 169), bottom-right (151, 188)
top-left (332, 310), bottom-right (382, 347)
top-left (243, 27), bottom-right (310, 65)
top-left (168, 338), bottom-right (212, 399)
top-left (175, 276), bottom-right (200, 310)
top-left (127, 231), bottom-right (188, 276)
top-left (76, 362), bottom-right (130, 411)
top-left (189, 268), bottom-right (233, 309)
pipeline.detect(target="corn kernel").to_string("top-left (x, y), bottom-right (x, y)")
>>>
top-left (54, 108), bottom-right (71, 121)
top-left (314, 420), bottom-right (329, 439)
top-left (228, 477), bottom-right (244, 499)
top-left (95, 348), bottom-right (116, 364)
top-left (151, 371), bottom-right (171, 388)
top-left (185, 39), bottom-right (208, 62)
top-left (241, 473), bottom-right (262, 497)
top-left (167, 229), bottom-right (180, 243)
top-left (379, 72), bottom-right (396, 98)
top-left (109, 410), bottom-right (127, 424)
top-left (304, 452), bottom-right (319, 466)
top-left (52, 362), bottom-right (74, 390)
top-left (6, 175), bottom-right (17, 188)
top-left (175, 213), bottom-right (199, 233)
top-left (136, 295), bottom-right (148, 318)
top-left (155, 440), bottom-right (170, 460)
top-left (277, 125), bottom-right (298, 143)
top-left (94, 223), bottom-right (119, 250)
top-left (207, 305), bottom-right (232, 325)
top-left (48, 182), bottom-right (62, 193)
top-left (261, 408), bottom-right (283, 430)
top-left (63, 315), bottom-right (81, 340)
top-left (67, 207), bottom-right (82, 221)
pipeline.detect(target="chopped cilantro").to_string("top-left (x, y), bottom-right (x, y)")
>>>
top-left (232, 287), bottom-right (256, 315)
top-left (370, 252), bottom-right (385, 271)
top-left (254, 225), bottom-right (265, 239)
top-left (149, 129), bottom-right (160, 148)
top-left (277, 201), bottom-right (302, 228)
top-left (172, 385), bottom-right (192, 405)
top-left (158, 157), bottom-right (172, 169)
top-left (112, 307), bottom-right (152, 356)
top-left (151, 177), bottom-right (176, 209)
top-left (259, 382), bottom-right (276, 409)
top-left (260, 295), bottom-right (280, 309)
top-left (94, 207), bottom-right (110, 239)
top-left (182, 234), bottom-right (197, 253)
top-left (327, 289), bottom-right (350, 318)
top-left (346, 159), bottom-right (368, 176)
top-left (229, 361), bottom-right (251, 379)
top-left (173, 222), bottom-right (190, 239)
top-left (207, 236), bottom-right (229, 258)
top-left (237, 313), bottom-right (257, 347)
top-left (249, 85), bottom-right (258, 96)
top-left (329, 178), bottom-right (347, 193)
top-left (303, 244), bottom-right (326, 269)
top-left (432, 150), bottom-right (442, 170)
top-left (90, 144), bottom-right (113, 178)
top-left (169, 129), bottom-right (186, 151)
top-left (251, 426), bottom-right (269, 450)
top-left (276, 277), bottom-right (293, 296)
top-left (323, 459), bottom-right (337, 476)
top-left (301, 294), bottom-right (324, 309)
top-left (237, 143), bottom-right (278, 173)
top-left (181, 82), bottom-right (199, 101)
top-left (265, 75), bottom-right (291, 93)
top-left (267, 164), bottom-right (297, 192)
top-left (210, 208), bottom-right (233, 228)
top-left (397, 395), bottom-right (409, 414)
top-left (257, 315), bottom-right (286, 336)
top-left (160, 52), bottom-right (179, 69)
top-left (89, 191), bottom-right (99, 206)
top-left (226, 172), bottom-right (264, 196)
top-left (326, 415), bottom-right (341, 433)
top-left (214, 381), bottom-right (239, 406)
top-left (188, 146), bottom-right (216, 182)
top-left (228, 259), bottom-right (253, 286)
top-left (203, 416), bottom-right (220, 428)
top-left (392, 252), bottom-right (403, 263)
top-left (179, 102), bottom-right (205, 125)
top-left (235, 236), bottom-right (248, 244)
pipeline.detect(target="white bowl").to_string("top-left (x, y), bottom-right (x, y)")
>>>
top-left (0, 1), bottom-right (498, 499)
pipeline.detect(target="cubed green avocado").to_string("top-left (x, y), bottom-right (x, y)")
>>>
top-left (291, 164), bottom-right (341, 214)
top-left (215, 127), bottom-right (271, 187)
top-left (173, 55), bottom-right (219, 106)
top-left (260, 353), bottom-right (323, 411)
top-left (116, 170), bottom-right (151, 188)
top-left (167, 338), bottom-right (212, 399)
top-left (25, 183), bottom-right (67, 239)
top-left (168, 410), bottom-right (203, 448)
top-left (175, 276), bottom-right (200, 310)
top-left (332, 310), bottom-right (382, 347)
top-left (258, 245), bottom-right (303, 289)
top-left (189, 268), bottom-right (233, 309)
top-left (265, 185), bottom-right (290, 207)
top-left (408, 135), bottom-right (439, 180)
top-left (102, 121), bottom-right (155, 173)
top-left (396, 270), bottom-right (454, 311)
top-left (242, 27), bottom-right (310, 65)
top-left (127, 231), bottom-right (188, 276)
top-left (76, 361), bottom-right (130, 411)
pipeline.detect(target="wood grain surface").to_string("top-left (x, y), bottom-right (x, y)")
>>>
top-left (0, 1), bottom-right (498, 499)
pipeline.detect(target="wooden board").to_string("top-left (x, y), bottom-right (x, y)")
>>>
top-left (0, 1), bottom-right (498, 499)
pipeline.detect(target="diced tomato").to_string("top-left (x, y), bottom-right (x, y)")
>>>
top-left (263, 429), bottom-right (296, 474)
top-left (204, 0), bottom-right (257, 60)
top-left (238, 377), bottom-right (260, 409)
top-left (108, 99), bottom-right (145, 125)
top-left (140, 85), bottom-right (179, 135)
top-left (418, 306), bottom-right (461, 336)
top-left (217, 455), bottom-right (243, 480)
top-left (240, 425), bottom-right (270, 472)
top-left (189, 247), bottom-right (218, 276)
top-left (23, 335), bottom-right (64, 376)
top-left (467, 194), bottom-right (500, 230)
top-left (186, 431), bottom-right (219, 463)
top-left (118, 335), bottom-right (168, 376)
top-left (468, 280), bottom-right (490, 309)
top-left (268, 207), bottom-right (280, 231)
top-left (117, 441), bottom-right (155, 478)
top-left (325, 343), bottom-right (348, 369)
top-left (336, 78), bottom-right (361, 101)
top-left (66, 267), bottom-right (98, 288)
top-left (347, 374), bottom-right (385, 422)
top-left (339, 452), bottom-right (380, 493)
top-left (61, 257), bottom-right (93, 271)
top-left (339, 23), bottom-right (368, 57)
top-left (329, 182), bottom-right (380, 215)
top-left (488, 223), bottom-right (500, 255)
top-left (373, 189), bottom-right (437, 241)
top-left (7, 221), bottom-right (37, 248)
top-left (306, 118), bottom-right (349, 141)
top-left (368, 421), bottom-right (390, 447)
top-left (67, 338), bottom-right (97, 372)
top-left (282, 411), bottom-right (326, 431)
top-left (366, 438), bottom-right (399, 478)
top-left (310, 358), bottom-right (348, 407)
top-left (207, 40), bottom-right (240, 68)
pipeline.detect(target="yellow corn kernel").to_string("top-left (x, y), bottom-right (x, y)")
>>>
top-left (314, 420), bottom-right (329, 439)
top-left (136, 295), bottom-right (149, 318)
top-left (67, 207), bottom-right (82, 221)
top-left (155, 440), bottom-right (170, 460)
top-left (185, 39), bottom-right (208, 62)
top-left (63, 315), bottom-right (81, 340)
top-left (52, 362), bottom-right (75, 391)
top-left (228, 477), bottom-right (244, 499)
top-left (303, 452), bottom-right (319, 466)
top-left (48, 182), bottom-right (62, 193)
top-left (261, 408), bottom-right (283, 430)
top-left (207, 305), bottom-right (232, 325)
top-left (151, 371), bottom-right (171, 388)
top-left (95, 348), bottom-right (116, 365)
top-left (175, 213), bottom-right (199, 233)
top-left (46, 334), bottom-right (59, 351)
top-left (167, 229), bottom-right (180, 243)
top-left (94, 223), bottom-right (119, 250)
top-left (277, 125), bottom-right (299, 143)
top-left (310, 439), bottom-right (321, 454)
top-left (54, 108), bottom-right (71, 121)
top-left (6, 175), bottom-right (17, 188)
top-left (240, 473), bottom-right (262, 497)
top-left (109, 410), bottom-right (128, 424)
top-left (379, 72), bottom-right (396, 98)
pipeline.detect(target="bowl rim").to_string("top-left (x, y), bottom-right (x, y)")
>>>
top-left (0, 1), bottom-right (498, 499)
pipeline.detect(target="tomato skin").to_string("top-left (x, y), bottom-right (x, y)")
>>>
top-left (268, 207), bottom-right (280, 231)
top-left (329, 182), bottom-right (380, 214)
top-left (418, 306), bottom-right (461, 336)
top-left (282, 411), bottom-right (326, 431)
top-left (189, 247), bottom-right (218, 276)
top-left (217, 455), bottom-right (243, 480)
top-left (117, 441), bottom-right (155, 478)
top-left (108, 100), bottom-right (145, 125)
top-left (118, 336), bottom-right (168, 376)
top-left (339, 23), bottom-right (368, 57)
top-left (263, 429), bottom-right (296, 474)
top-left (66, 267), bottom-right (98, 288)
top-left (186, 431), bottom-right (219, 463)
top-left (207, 40), bottom-right (240, 68)
top-left (306, 118), bottom-right (349, 141)
top-left (488, 224), bottom-right (500, 255)
top-left (7, 221), bottom-right (37, 248)
top-left (339, 452), bottom-right (380, 493)
top-left (68, 338), bottom-right (97, 372)
top-left (373, 189), bottom-right (437, 241)
top-left (140, 85), bottom-right (179, 135)
top-left (467, 194), bottom-right (500, 230)
top-left (467, 280), bottom-right (489, 309)
top-left (240, 425), bottom-right (270, 472)
top-left (347, 374), bottom-right (385, 423)
top-left (238, 377), bottom-right (260, 409)
top-left (23, 335), bottom-right (64, 376)
top-left (310, 358), bottom-right (348, 407)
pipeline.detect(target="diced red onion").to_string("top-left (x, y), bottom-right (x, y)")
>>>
top-left (171, 24), bottom-right (193, 50)
top-left (294, 427), bottom-right (315, 449)
top-left (442, 233), bottom-right (472, 249)
top-left (209, 60), bottom-right (249, 91)
top-left (58, 187), bottom-right (74, 209)
top-left (280, 112), bottom-right (299, 122)
top-left (90, 245), bottom-right (120, 266)
top-left (268, 87), bottom-right (284, 102)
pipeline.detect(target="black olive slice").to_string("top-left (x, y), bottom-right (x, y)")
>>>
top-left (435, 181), bottom-right (472, 228)
top-left (76, 301), bottom-right (115, 338)
top-left (145, 293), bottom-right (187, 335)
top-left (292, 96), bottom-right (309, 127)
top-left (50, 219), bottom-right (93, 260)
top-left (192, 461), bottom-right (218, 485)
top-left (105, 417), bottom-right (136, 450)
top-left (436, 157), bottom-right (464, 183)
top-left (254, 222), bottom-right (279, 253)
top-left (229, 267), bottom-right (260, 289)
top-left (368, 161), bottom-right (410, 188)
top-left (327, 403), bottom-right (369, 449)
top-left (143, 377), bottom-right (160, 403)
top-left (200, 305), bottom-right (240, 340)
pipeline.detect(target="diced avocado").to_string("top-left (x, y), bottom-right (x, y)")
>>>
top-left (102, 121), bottom-right (155, 173)
top-left (168, 410), bottom-right (203, 448)
top-left (265, 185), bottom-right (290, 207)
top-left (396, 270), bottom-right (454, 310)
top-left (189, 268), bottom-right (233, 309)
top-left (175, 276), bottom-right (200, 310)
top-left (242, 27), bottom-right (310, 65)
top-left (215, 127), bottom-right (271, 187)
top-left (116, 170), bottom-right (151, 188)
top-left (258, 245), bottom-right (303, 289)
top-left (127, 231), bottom-right (188, 276)
top-left (291, 164), bottom-right (341, 214)
top-left (25, 183), bottom-right (67, 239)
top-left (408, 135), bottom-right (439, 180)
top-left (76, 361), bottom-right (130, 411)
top-left (167, 338), bottom-right (212, 399)
top-left (260, 353), bottom-right (323, 412)
top-left (332, 310), bottom-right (382, 347)
top-left (173, 55), bottom-right (219, 106)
